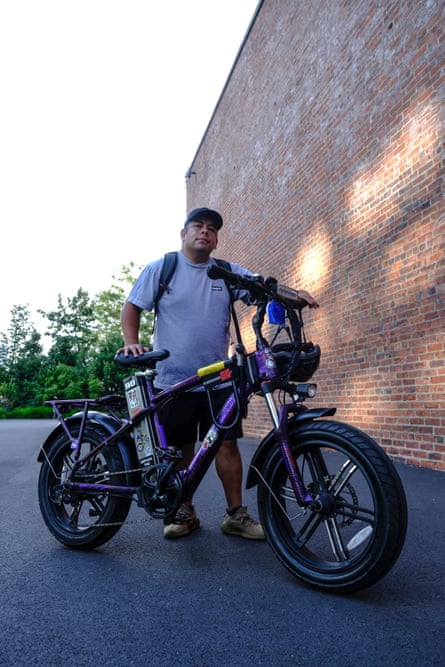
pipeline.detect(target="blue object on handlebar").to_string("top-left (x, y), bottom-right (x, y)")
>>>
top-left (267, 301), bottom-right (286, 326)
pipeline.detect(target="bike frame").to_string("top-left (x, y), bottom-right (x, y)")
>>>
top-left (46, 343), bottom-right (314, 508)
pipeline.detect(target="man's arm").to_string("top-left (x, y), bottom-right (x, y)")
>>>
top-left (118, 301), bottom-right (149, 356)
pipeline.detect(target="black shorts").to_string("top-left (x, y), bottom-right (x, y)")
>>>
top-left (159, 388), bottom-right (243, 447)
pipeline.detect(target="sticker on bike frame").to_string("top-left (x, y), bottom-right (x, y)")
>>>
top-left (202, 426), bottom-right (218, 449)
top-left (127, 389), bottom-right (139, 410)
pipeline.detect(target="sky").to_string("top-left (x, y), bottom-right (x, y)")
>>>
top-left (0, 0), bottom-right (258, 337)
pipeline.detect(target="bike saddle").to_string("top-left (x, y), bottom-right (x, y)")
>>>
top-left (114, 349), bottom-right (170, 369)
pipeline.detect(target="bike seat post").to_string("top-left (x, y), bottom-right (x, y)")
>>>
top-left (140, 368), bottom-right (157, 401)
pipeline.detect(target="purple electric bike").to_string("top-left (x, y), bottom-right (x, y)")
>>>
top-left (37, 264), bottom-right (407, 593)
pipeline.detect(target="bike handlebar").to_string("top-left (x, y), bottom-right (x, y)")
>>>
top-left (207, 263), bottom-right (308, 309)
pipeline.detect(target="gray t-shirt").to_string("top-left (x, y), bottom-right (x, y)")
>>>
top-left (127, 251), bottom-right (251, 388)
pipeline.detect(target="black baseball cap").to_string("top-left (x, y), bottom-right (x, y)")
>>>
top-left (185, 207), bottom-right (223, 230)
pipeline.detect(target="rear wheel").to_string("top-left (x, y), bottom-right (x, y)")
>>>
top-left (258, 420), bottom-right (407, 593)
top-left (38, 424), bottom-right (132, 549)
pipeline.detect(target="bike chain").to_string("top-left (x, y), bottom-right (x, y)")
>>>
top-left (82, 514), bottom-right (156, 528)
top-left (77, 464), bottom-right (158, 529)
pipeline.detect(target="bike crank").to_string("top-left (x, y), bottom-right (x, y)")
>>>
top-left (137, 462), bottom-right (183, 520)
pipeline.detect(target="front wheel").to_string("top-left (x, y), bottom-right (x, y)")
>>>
top-left (38, 424), bottom-right (132, 549)
top-left (257, 420), bottom-right (407, 593)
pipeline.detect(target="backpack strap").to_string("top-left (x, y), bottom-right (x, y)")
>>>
top-left (153, 251), bottom-right (178, 316)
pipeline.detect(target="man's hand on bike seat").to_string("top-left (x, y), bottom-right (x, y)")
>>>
top-left (117, 343), bottom-right (150, 357)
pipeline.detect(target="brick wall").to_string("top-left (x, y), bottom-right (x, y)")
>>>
top-left (186, 0), bottom-right (445, 470)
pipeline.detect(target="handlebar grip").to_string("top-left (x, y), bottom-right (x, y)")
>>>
top-left (207, 263), bottom-right (236, 282)
top-left (207, 264), bottom-right (267, 300)
top-left (276, 284), bottom-right (308, 307)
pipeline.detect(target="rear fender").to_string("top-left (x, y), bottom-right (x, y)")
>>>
top-left (245, 407), bottom-right (336, 489)
top-left (37, 411), bottom-right (138, 481)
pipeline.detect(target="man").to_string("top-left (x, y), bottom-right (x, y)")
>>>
top-left (119, 207), bottom-right (319, 539)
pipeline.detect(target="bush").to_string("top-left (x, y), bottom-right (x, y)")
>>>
top-left (1, 405), bottom-right (54, 419)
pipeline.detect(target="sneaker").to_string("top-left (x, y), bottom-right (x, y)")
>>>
top-left (163, 503), bottom-right (200, 539)
top-left (221, 506), bottom-right (265, 540)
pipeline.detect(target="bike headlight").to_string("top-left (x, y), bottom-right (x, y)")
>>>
top-left (294, 383), bottom-right (317, 399)
top-left (307, 383), bottom-right (317, 398)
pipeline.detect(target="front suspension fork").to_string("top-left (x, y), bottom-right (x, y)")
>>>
top-left (263, 389), bottom-right (313, 506)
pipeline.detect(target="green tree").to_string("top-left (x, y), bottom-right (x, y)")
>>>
top-left (0, 305), bottom-right (44, 408)
top-left (0, 263), bottom-right (152, 410)
top-left (95, 263), bottom-right (153, 345)
top-left (39, 288), bottom-right (98, 362)
top-left (91, 263), bottom-right (153, 394)
top-left (36, 289), bottom-right (97, 400)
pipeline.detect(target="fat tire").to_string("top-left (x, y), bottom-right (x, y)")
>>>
top-left (38, 424), bottom-right (132, 549)
top-left (257, 420), bottom-right (407, 593)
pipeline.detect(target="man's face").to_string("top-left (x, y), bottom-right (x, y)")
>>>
top-left (181, 218), bottom-right (218, 257)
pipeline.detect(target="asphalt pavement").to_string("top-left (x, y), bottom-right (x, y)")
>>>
top-left (0, 420), bottom-right (443, 667)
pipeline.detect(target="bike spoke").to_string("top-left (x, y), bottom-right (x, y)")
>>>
top-left (324, 516), bottom-right (349, 561)
top-left (292, 508), bottom-right (324, 547)
top-left (302, 449), bottom-right (329, 492)
top-left (86, 495), bottom-right (107, 517)
top-left (328, 459), bottom-right (357, 497)
top-left (335, 499), bottom-right (375, 525)
top-left (68, 501), bottom-right (82, 527)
